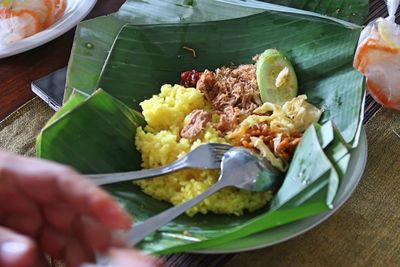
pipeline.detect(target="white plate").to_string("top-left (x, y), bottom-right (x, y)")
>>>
top-left (196, 128), bottom-right (368, 253)
top-left (0, 0), bottom-right (97, 59)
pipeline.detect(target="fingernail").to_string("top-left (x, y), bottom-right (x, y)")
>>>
top-left (94, 197), bottom-right (132, 229)
top-left (111, 230), bottom-right (129, 247)
top-left (0, 241), bottom-right (30, 263)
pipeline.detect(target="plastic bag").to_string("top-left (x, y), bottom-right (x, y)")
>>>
top-left (354, 0), bottom-right (400, 110)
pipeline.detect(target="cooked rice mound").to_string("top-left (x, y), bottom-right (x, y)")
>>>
top-left (135, 84), bottom-right (273, 216)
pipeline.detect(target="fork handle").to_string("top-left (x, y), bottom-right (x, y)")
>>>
top-left (93, 181), bottom-right (225, 266)
top-left (86, 159), bottom-right (187, 186)
top-left (127, 181), bottom-right (225, 246)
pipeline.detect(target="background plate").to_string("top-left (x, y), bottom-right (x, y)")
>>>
top-left (196, 127), bottom-right (368, 253)
top-left (0, 0), bottom-right (97, 59)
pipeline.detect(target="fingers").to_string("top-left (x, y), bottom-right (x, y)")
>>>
top-left (64, 239), bottom-right (93, 267)
top-left (0, 152), bottom-right (132, 231)
top-left (42, 204), bottom-right (76, 232)
top-left (73, 216), bottom-right (111, 252)
top-left (0, 152), bottom-right (134, 266)
top-left (0, 226), bottom-right (37, 267)
top-left (80, 248), bottom-right (162, 267)
top-left (0, 152), bottom-right (61, 205)
top-left (3, 211), bottom-right (42, 238)
top-left (40, 226), bottom-right (96, 267)
top-left (0, 172), bottom-right (42, 237)
top-left (56, 173), bottom-right (132, 230)
top-left (39, 228), bottom-right (67, 259)
top-left (108, 248), bottom-right (162, 267)
top-left (39, 217), bottom-right (109, 266)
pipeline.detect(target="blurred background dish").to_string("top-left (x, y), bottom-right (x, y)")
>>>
top-left (0, 0), bottom-right (96, 59)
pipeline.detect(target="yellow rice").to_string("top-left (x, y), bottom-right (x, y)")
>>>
top-left (135, 84), bottom-right (272, 216)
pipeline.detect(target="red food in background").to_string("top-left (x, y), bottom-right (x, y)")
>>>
top-left (180, 70), bottom-right (203, 88)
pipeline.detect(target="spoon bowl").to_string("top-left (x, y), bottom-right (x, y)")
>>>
top-left (219, 147), bottom-right (282, 192)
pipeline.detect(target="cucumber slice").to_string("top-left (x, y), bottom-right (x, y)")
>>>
top-left (256, 49), bottom-right (298, 105)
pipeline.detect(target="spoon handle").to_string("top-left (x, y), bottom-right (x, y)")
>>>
top-left (127, 182), bottom-right (225, 246)
top-left (95, 181), bottom-right (226, 265)
top-left (94, 183), bottom-right (226, 267)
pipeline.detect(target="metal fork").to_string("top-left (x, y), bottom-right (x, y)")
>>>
top-left (90, 147), bottom-right (282, 267)
top-left (86, 143), bottom-right (232, 185)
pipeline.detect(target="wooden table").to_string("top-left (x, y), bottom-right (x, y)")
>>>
top-left (0, 1), bottom-right (392, 266)
top-left (0, 0), bottom-right (126, 121)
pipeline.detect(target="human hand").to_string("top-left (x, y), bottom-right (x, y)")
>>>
top-left (0, 152), bottom-right (158, 267)
top-left (80, 249), bottom-right (163, 267)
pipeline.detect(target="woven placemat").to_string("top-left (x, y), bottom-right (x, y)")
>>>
top-left (0, 97), bottom-right (53, 156)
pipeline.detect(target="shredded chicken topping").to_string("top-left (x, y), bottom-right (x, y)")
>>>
top-left (180, 109), bottom-right (211, 140)
top-left (196, 65), bottom-right (262, 132)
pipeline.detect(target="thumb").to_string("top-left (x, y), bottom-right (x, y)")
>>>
top-left (108, 248), bottom-right (162, 267)
top-left (0, 226), bottom-right (38, 267)
top-left (80, 248), bottom-right (162, 267)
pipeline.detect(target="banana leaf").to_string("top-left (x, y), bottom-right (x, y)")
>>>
top-left (37, 89), bottom-right (145, 173)
top-left (65, 0), bottom-right (368, 103)
top-left (36, 89), bottom-right (351, 254)
top-left (261, 0), bottom-right (368, 24)
top-left (65, 0), bottom-right (260, 100)
top-left (36, 0), bottom-right (368, 255)
top-left (97, 14), bottom-right (363, 144)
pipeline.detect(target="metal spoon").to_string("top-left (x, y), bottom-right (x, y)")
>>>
top-left (94, 147), bottom-right (282, 265)
top-left (125, 148), bottom-right (278, 244)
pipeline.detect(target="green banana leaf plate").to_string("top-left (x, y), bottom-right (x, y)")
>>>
top-left (199, 129), bottom-right (367, 253)
top-left (36, 0), bottom-right (369, 254)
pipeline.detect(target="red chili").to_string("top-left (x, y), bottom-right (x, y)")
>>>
top-left (180, 70), bottom-right (203, 88)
